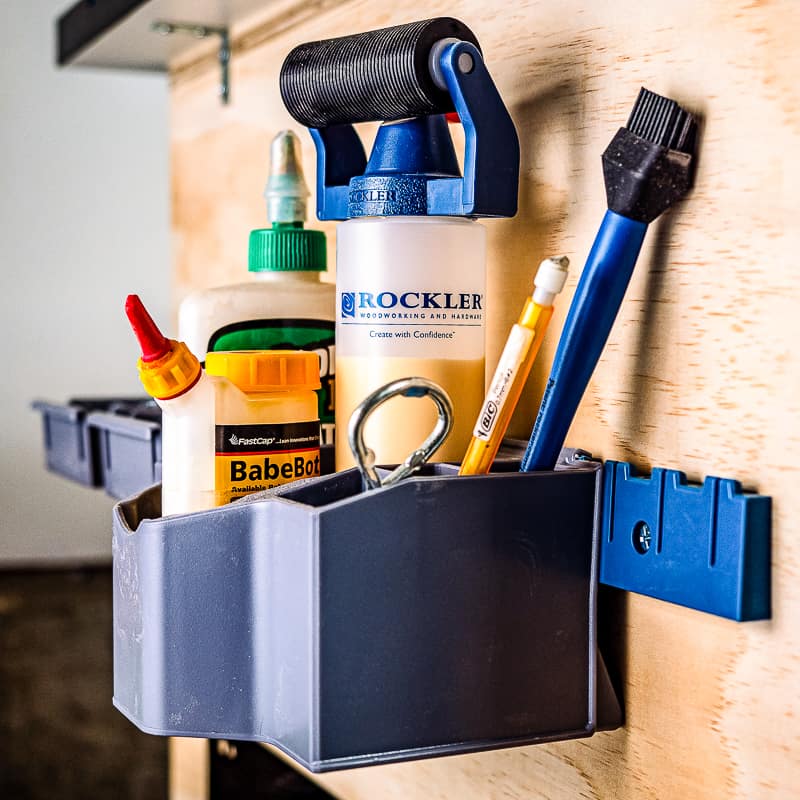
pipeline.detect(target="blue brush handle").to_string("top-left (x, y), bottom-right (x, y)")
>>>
top-left (520, 210), bottom-right (648, 472)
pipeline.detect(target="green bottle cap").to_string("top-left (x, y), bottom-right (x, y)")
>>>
top-left (249, 130), bottom-right (327, 272)
top-left (248, 223), bottom-right (327, 272)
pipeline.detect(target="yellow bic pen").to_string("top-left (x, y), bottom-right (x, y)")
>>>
top-left (460, 256), bottom-right (570, 475)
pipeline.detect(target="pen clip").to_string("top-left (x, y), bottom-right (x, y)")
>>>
top-left (348, 377), bottom-right (454, 491)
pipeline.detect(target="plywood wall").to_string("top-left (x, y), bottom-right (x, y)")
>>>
top-left (168, 1), bottom-right (800, 797)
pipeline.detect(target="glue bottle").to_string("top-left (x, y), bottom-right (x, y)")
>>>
top-left (179, 130), bottom-right (335, 445)
top-left (126, 294), bottom-right (216, 516)
top-left (336, 206), bottom-right (486, 468)
top-left (127, 296), bottom-right (322, 511)
top-left (279, 20), bottom-right (520, 468)
top-left (204, 350), bottom-right (321, 505)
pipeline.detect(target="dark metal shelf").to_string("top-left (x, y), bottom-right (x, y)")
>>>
top-left (57, 0), bottom-right (270, 71)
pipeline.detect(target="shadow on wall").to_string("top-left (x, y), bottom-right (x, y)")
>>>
top-left (614, 108), bottom-right (706, 471)
top-left (489, 78), bottom-right (586, 438)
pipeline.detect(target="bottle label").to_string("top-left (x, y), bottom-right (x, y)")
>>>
top-left (337, 289), bottom-right (484, 359)
top-left (215, 421), bottom-right (320, 504)
top-left (208, 319), bottom-right (335, 445)
top-left (336, 218), bottom-right (485, 360)
top-left (473, 324), bottom-right (532, 441)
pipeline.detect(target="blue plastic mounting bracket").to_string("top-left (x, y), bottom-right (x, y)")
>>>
top-left (599, 460), bottom-right (771, 621)
top-left (309, 40), bottom-right (519, 220)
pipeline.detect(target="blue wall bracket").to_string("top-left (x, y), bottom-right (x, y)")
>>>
top-left (599, 460), bottom-right (771, 621)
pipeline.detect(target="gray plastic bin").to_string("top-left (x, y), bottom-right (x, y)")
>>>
top-left (88, 409), bottom-right (162, 500)
top-left (112, 457), bottom-right (621, 772)
top-left (32, 397), bottom-right (145, 487)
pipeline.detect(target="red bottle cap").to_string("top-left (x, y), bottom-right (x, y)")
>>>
top-left (125, 294), bottom-right (171, 362)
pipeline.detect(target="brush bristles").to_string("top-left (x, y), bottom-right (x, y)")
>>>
top-left (626, 87), bottom-right (696, 154)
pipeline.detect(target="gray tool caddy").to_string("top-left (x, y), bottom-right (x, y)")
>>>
top-left (112, 455), bottom-right (621, 772)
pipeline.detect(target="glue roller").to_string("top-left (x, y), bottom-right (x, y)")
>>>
top-left (280, 17), bottom-right (519, 219)
top-left (280, 19), bottom-right (520, 469)
top-left (281, 17), bottom-right (519, 469)
top-left (282, 17), bottom-right (482, 127)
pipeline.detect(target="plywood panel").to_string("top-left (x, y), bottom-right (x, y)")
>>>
top-left (168, 1), bottom-right (800, 797)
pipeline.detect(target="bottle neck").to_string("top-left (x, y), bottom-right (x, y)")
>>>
top-left (251, 270), bottom-right (324, 283)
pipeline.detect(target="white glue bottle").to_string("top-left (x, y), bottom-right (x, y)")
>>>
top-left (327, 114), bottom-right (511, 469)
top-left (125, 295), bottom-right (216, 516)
top-left (336, 212), bottom-right (485, 468)
top-left (179, 131), bottom-right (335, 445)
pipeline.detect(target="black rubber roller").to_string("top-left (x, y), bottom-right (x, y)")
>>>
top-left (280, 17), bottom-right (481, 128)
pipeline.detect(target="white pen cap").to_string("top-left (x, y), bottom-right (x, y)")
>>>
top-left (532, 255), bottom-right (570, 306)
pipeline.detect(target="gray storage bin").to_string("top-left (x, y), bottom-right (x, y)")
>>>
top-left (88, 410), bottom-right (162, 500)
top-left (113, 456), bottom-right (621, 771)
top-left (32, 397), bottom-right (145, 487)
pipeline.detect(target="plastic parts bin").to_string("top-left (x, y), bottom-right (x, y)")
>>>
top-left (32, 397), bottom-right (145, 488)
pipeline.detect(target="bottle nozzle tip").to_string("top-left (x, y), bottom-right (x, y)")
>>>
top-left (125, 293), bottom-right (142, 317)
top-left (264, 129), bottom-right (309, 223)
top-left (125, 294), bottom-right (171, 362)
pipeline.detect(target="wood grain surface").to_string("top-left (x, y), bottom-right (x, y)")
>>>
top-left (167, 1), bottom-right (799, 797)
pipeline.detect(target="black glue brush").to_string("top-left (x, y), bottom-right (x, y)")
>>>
top-left (521, 87), bottom-right (698, 472)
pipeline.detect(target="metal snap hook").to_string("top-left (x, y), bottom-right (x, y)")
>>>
top-left (348, 377), bottom-right (454, 490)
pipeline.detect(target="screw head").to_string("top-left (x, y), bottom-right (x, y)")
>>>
top-left (632, 521), bottom-right (652, 554)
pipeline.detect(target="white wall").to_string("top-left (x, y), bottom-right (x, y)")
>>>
top-left (0, 0), bottom-right (170, 565)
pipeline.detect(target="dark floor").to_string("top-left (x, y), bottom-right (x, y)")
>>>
top-left (0, 568), bottom-right (167, 800)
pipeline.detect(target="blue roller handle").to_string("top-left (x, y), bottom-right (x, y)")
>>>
top-left (521, 210), bottom-right (648, 472)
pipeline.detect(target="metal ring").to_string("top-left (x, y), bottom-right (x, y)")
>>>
top-left (348, 377), bottom-right (454, 490)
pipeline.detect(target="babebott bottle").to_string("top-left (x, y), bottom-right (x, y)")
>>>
top-left (179, 131), bottom-right (335, 446)
top-left (205, 350), bottom-right (321, 505)
top-left (127, 296), bottom-right (321, 511)
top-left (280, 18), bottom-right (519, 467)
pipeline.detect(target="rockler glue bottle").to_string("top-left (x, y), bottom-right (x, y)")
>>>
top-left (336, 204), bottom-right (485, 468)
top-left (279, 17), bottom-right (520, 468)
